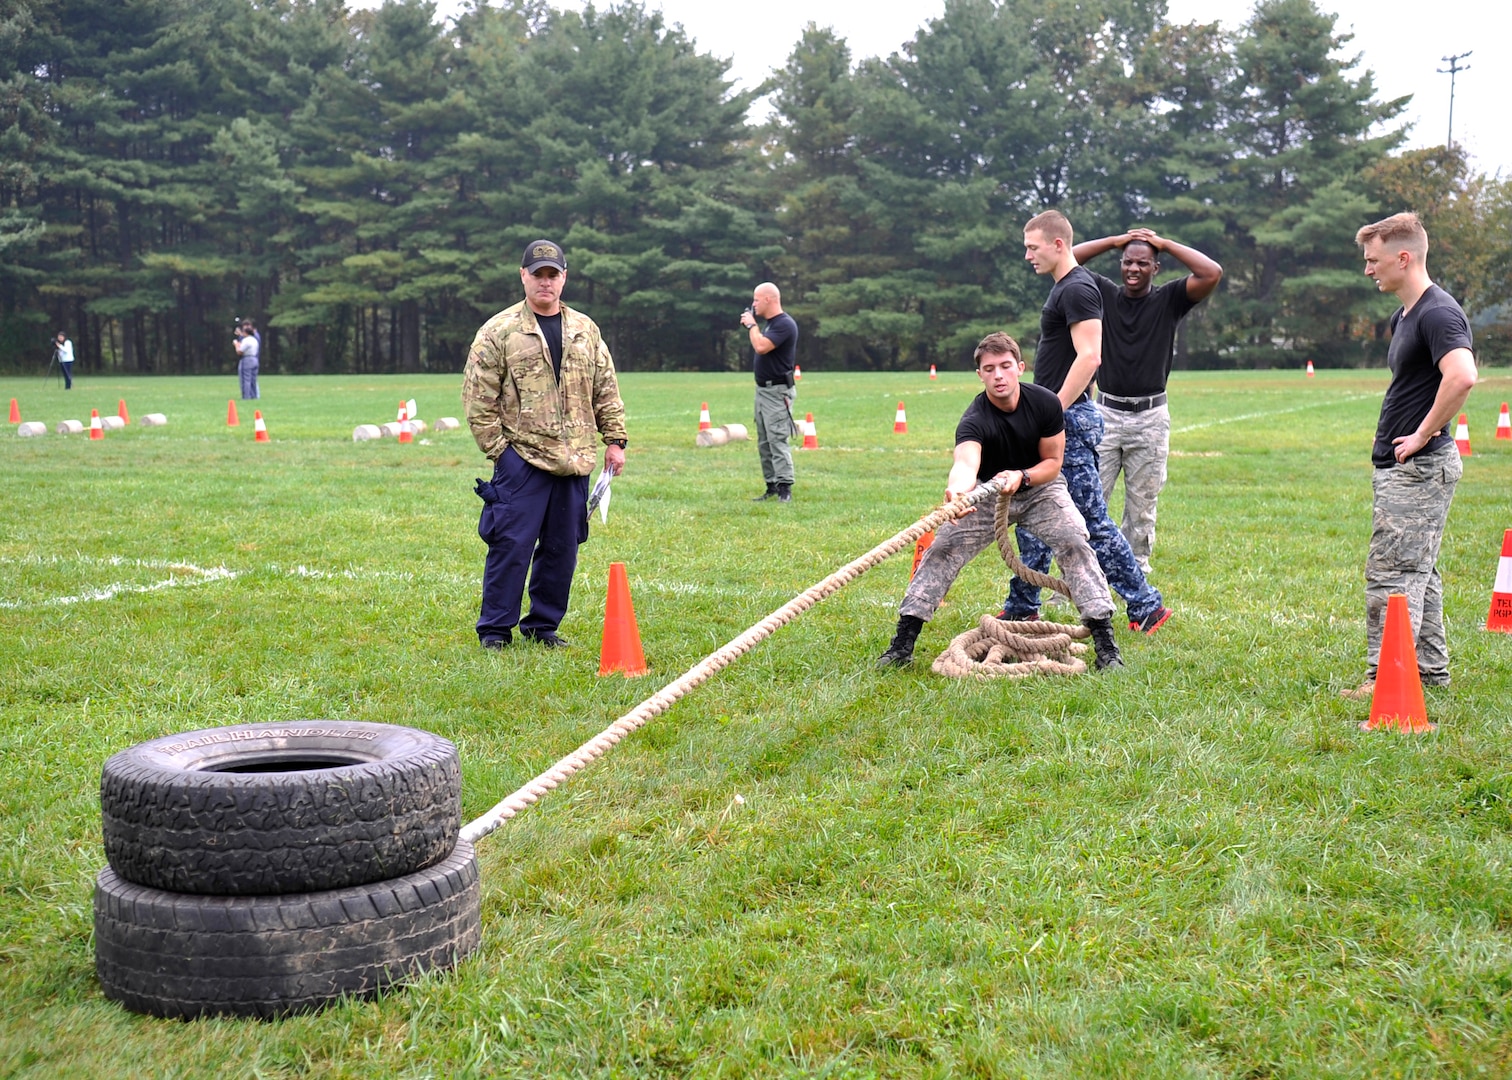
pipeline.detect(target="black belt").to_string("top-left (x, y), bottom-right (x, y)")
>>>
top-left (757, 378), bottom-right (793, 388)
top-left (1097, 392), bottom-right (1167, 413)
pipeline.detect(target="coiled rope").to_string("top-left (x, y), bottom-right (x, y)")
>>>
top-left (929, 487), bottom-right (1090, 678)
top-left (464, 477), bottom-right (1023, 844)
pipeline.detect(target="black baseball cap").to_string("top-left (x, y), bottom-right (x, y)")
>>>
top-left (521, 239), bottom-right (566, 273)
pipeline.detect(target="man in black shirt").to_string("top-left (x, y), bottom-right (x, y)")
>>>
top-left (1001, 210), bottom-right (1171, 635)
top-left (741, 282), bottom-right (799, 502)
top-left (877, 333), bottom-right (1123, 671)
top-left (1341, 212), bottom-right (1477, 702)
top-left (1077, 228), bottom-right (1222, 574)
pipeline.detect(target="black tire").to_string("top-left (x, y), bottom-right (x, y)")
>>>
top-left (94, 839), bottom-right (482, 1020)
top-left (101, 721), bottom-right (461, 896)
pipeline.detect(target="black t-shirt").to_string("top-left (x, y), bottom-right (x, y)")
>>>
top-left (1033, 265), bottom-right (1103, 404)
top-left (956, 383), bottom-right (1065, 481)
top-left (537, 312), bottom-right (564, 381)
top-left (1372, 284), bottom-right (1474, 468)
top-left (1092, 274), bottom-right (1198, 397)
top-left (754, 312), bottom-right (799, 384)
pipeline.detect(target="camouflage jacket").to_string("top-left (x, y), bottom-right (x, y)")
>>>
top-left (461, 301), bottom-right (627, 476)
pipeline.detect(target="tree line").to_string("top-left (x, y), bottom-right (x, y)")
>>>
top-left (1, 0), bottom-right (1508, 377)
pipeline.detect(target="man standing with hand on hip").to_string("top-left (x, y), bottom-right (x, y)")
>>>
top-left (742, 282), bottom-right (799, 503)
top-left (462, 239), bottom-right (628, 651)
top-left (1342, 212), bottom-right (1476, 701)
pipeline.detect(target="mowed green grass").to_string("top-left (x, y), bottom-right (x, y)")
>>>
top-left (2, 367), bottom-right (1511, 1078)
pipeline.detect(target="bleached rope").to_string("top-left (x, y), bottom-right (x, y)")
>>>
top-left (462, 477), bottom-right (1016, 844)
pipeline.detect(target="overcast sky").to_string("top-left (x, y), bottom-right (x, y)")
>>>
top-left (358, 0), bottom-right (1507, 177)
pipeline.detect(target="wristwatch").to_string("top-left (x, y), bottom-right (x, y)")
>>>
top-left (1019, 469), bottom-right (1032, 489)
top-left (607, 438), bottom-right (627, 449)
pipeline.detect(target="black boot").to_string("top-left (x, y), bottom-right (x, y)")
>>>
top-left (1083, 616), bottom-right (1124, 671)
top-left (752, 483), bottom-right (777, 501)
top-left (877, 614), bottom-right (924, 668)
top-left (777, 482), bottom-right (792, 503)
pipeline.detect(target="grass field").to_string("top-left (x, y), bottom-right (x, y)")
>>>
top-left (2, 367), bottom-right (1511, 1078)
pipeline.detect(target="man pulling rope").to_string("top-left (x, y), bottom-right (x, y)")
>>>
top-left (876, 332), bottom-right (1125, 672)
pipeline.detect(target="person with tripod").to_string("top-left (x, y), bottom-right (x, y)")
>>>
top-left (53, 331), bottom-right (74, 389)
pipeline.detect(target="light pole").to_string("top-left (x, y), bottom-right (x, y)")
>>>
top-left (1437, 51), bottom-right (1471, 149)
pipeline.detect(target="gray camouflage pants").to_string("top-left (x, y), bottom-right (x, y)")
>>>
top-left (754, 384), bottom-right (796, 486)
top-left (901, 477), bottom-right (1114, 622)
top-left (1098, 403), bottom-right (1169, 573)
top-left (1364, 443), bottom-right (1462, 682)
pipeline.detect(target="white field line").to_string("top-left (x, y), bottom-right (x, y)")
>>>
top-left (0, 559), bottom-right (240, 609)
top-left (0, 556), bottom-right (474, 609)
top-left (1172, 392), bottom-right (1377, 435)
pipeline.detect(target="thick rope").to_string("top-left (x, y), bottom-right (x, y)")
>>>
top-left (461, 477), bottom-right (1010, 844)
top-left (929, 487), bottom-right (1090, 679)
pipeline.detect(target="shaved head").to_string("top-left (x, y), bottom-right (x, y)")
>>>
top-left (755, 282), bottom-right (780, 305)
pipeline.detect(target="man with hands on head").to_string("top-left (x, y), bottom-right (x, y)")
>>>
top-left (876, 332), bottom-right (1123, 672)
top-left (1000, 210), bottom-right (1171, 635)
top-left (1076, 227), bottom-right (1222, 575)
top-left (462, 238), bottom-right (628, 651)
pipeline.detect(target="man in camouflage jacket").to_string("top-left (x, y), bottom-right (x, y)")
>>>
top-left (462, 239), bottom-right (628, 649)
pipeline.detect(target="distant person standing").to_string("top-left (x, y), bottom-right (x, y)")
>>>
top-left (741, 282), bottom-right (799, 502)
top-left (462, 238), bottom-right (628, 650)
top-left (1000, 209), bottom-right (1171, 635)
top-left (235, 319), bottom-right (260, 400)
top-left (1342, 212), bottom-right (1477, 701)
top-left (53, 331), bottom-right (74, 390)
top-left (1076, 227), bottom-right (1222, 573)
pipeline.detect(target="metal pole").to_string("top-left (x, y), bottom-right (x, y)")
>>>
top-left (1437, 51), bottom-right (1471, 149)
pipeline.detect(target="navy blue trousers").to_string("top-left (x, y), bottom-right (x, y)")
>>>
top-left (1003, 400), bottom-right (1162, 622)
top-left (476, 447), bottom-right (589, 641)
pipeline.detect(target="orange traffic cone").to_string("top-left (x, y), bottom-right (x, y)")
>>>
top-left (929, 364), bottom-right (937, 380)
top-left (801, 412), bottom-right (818, 450)
top-left (8, 398), bottom-right (18, 423)
top-left (1306, 360), bottom-right (1315, 377)
top-left (1487, 529), bottom-right (1512, 633)
top-left (1455, 414), bottom-right (1471, 456)
top-left (1360, 593), bottom-right (1433, 733)
top-left (910, 531), bottom-right (935, 579)
top-left (894, 402), bottom-right (908, 434)
top-left (227, 399), bottom-right (240, 426)
top-left (794, 365), bottom-right (802, 382)
top-left (698, 402), bottom-right (711, 431)
top-left (118, 399), bottom-right (129, 424)
top-left (253, 410), bottom-right (269, 442)
top-left (89, 409), bottom-right (104, 440)
top-left (598, 561), bottom-right (648, 677)
top-left (1496, 402), bottom-right (1511, 441)
top-left (398, 403), bottom-right (413, 444)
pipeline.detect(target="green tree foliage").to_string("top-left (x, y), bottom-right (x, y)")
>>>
top-left (1, 0), bottom-right (1508, 374)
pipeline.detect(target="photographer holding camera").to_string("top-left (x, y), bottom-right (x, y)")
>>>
top-left (740, 282), bottom-right (799, 502)
top-left (53, 331), bottom-right (74, 389)
top-left (234, 318), bottom-right (260, 399)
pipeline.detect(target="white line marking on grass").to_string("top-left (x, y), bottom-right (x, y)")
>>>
top-left (0, 559), bottom-right (239, 609)
top-left (1172, 392), bottom-right (1377, 435)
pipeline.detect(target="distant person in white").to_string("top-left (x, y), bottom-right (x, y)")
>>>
top-left (54, 331), bottom-right (74, 389)
top-left (235, 319), bottom-right (260, 399)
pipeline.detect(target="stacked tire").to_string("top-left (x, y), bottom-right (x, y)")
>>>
top-left (94, 721), bottom-right (481, 1020)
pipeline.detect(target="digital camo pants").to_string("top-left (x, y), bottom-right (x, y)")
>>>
top-left (1097, 403), bottom-right (1170, 574)
top-left (754, 384), bottom-right (796, 487)
top-left (901, 477), bottom-right (1114, 623)
top-left (1003, 400), bottom-right (1162, 623)
top-left (1364, 443), bottom-right (1462, 683)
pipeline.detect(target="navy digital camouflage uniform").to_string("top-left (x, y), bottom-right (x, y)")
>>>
top-left (1003, 399), bottom-right (1163, 623)
top-left (462, 300), bottom-right (627, 642)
